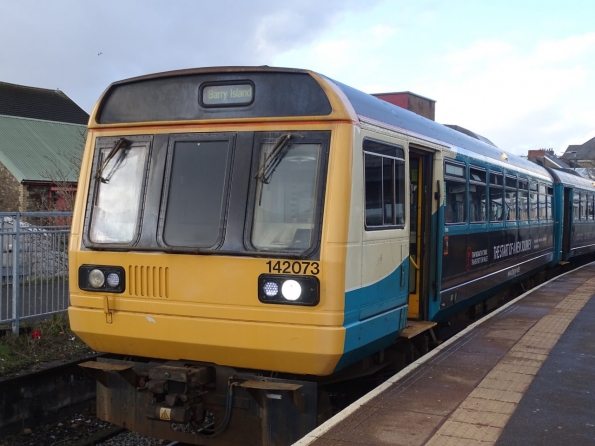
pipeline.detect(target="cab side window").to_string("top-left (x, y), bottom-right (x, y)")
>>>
top-left (364, 140), bottom-right (405, 229)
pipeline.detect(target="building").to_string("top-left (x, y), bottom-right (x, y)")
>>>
top-left (560, 136), bottom-right (595, 170)
top-left (372, 91), bottom-right (436, 121)
top-left (0, 82), bottom-right (88, 212)
top-left (527, 149), bottom-right (572, 170)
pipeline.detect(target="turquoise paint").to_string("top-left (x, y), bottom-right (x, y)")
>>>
top-left (335, 259), bottom-right (409, 372)
top-left (334, 304), bottom-right (408, 372)
top-left (428, 207), bottom-right (442, 321)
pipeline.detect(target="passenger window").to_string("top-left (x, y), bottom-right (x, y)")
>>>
top-left (469, 167), bottom-right (486, 223)
top-left (444, 162), bottom-right (466, 224)
top-left (573, 193), bottom-right (580, 220)
top-left (489, 172), bottom-right (504, 222)
top-left (505, 175), bottom-right (517, 221)
top-left (579, 193), bottom-right (587, 220)
top-left (364, 140), bottom-right (405, 229)
top-left (529, 182), bottom-right (538, 221)
top-left (547, 187), bottom-right (553, 221)
top-left (538, 184), bottom-right (546, 221)
top-left (589, 195), bottom-right (594, 220)
top-left (518, 180), bottom-right (529, 221)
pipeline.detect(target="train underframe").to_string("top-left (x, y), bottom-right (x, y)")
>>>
top-left (79, 333), bottom-right (432, 446)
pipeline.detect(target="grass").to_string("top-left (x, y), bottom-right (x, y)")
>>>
top-left (0, 313), bottom-right (94, 378)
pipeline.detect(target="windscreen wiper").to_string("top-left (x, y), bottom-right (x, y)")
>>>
top-left (255, 133), bottom-right (303, 184)
top-left (94, 138), bottom-right (129, 183)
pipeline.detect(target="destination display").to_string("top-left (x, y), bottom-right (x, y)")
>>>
top-left (201, 83), bottom-right (254, 106)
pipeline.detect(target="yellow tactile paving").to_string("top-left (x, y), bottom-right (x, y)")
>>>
top-left (459, 397), bottom-right (517, 415)
top-left (486, 370), bottom-right (535, 385)
top-left (449, 408), bottom-right (509, 428)
top-left (424, 273), bottom-right (595, 445)
top-left (499, 356), bottom-right (542, 368)
top-left (435, 421), bottom-right (502, 442)
top-left (425, 434), bottom-right (492, 445)
top-left (491, 362), bottom-right (540, 376)
top-left (468, 387), bottom-right (524, 404)
top-left (477, 377), bottom-right (530, 393)
top-left (502, 350), bottom-right (548, 362)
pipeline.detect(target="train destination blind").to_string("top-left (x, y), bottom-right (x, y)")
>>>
top-left (201, 83), bottom-right (253, 106)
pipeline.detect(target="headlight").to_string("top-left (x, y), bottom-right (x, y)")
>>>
top-left (258, 275), bottom-right (319, 306)
top-left (89, 269), bottom-right (105, 288)
top-left (79, 265), bottom-right (125, 293)
top-left (281, 280), bottom-right (301, 301)
top-left (263, 281), bottom-right (279, 297)
top-left (106, 272), bottom-right (121, 288)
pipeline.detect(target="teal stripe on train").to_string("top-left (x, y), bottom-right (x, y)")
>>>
top-left (334, 258), bottom-right (409, 372)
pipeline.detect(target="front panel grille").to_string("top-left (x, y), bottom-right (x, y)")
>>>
top-left (127, 265), bottom-right (169, 298)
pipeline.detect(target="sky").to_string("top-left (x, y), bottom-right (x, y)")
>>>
top-left (1, 0), bottom-right (594, 156)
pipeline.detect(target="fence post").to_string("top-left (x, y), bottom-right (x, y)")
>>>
top-left (11, 213), bottom-right (21, 335)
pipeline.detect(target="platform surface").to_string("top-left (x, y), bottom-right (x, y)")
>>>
top-left (296, 263), bottom-right (595, 446)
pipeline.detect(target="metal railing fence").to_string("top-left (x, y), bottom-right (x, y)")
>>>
top-left (0, 212), bottom-right (72, 334)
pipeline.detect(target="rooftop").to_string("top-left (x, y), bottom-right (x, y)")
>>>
top-left (0, 114), bottom-right (86, 183)
top-left (0, 81), bottom-right (88, 125)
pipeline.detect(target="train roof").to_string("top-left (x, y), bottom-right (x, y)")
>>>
top-left (547, 167), bottom-right (595, 190)
top-left (91, 66), bottom-right (551, 180)
top-left (326, 76), bottom-right (551, 179)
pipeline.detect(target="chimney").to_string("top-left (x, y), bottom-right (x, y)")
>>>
top-left (373, 91), bottom-right (436, 121)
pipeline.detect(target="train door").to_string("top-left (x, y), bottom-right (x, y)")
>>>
top-left (562, 187), bottom-right (573, 260)
top-left (408, 150), bottom-right (433, 319)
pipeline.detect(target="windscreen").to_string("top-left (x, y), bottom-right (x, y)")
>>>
top-left (89, 143), bottom-right (148, 243)
top-left (162, 140), bottom-right (231, 248)
top-left (251, 141), bottom-right (322, 252)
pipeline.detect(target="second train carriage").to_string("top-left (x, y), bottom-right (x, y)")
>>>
top-left (548, 168), bottom-right (595, 261)
top-left (68, 66), bottom-right (595, 445)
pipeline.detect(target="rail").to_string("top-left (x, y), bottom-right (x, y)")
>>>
top-left (0, 212), bottom-right (72, 334)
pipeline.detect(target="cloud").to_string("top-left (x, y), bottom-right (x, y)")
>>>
top-left (426, 34), bottom-right (595, 153)
top-left (0, 0), bottom-right (381, 111)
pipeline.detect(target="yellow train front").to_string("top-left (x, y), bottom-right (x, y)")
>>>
top-left (69, 67), bottom-right (412, 445)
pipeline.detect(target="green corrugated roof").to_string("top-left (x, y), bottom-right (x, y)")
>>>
top-left (0, 114), bottom-right (86, 183)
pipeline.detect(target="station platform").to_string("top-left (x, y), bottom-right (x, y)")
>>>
top-left (296, 263), bottom-right (595, 446)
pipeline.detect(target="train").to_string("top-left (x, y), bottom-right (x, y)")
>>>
top-left (68, 66), bottom-right (595, 445)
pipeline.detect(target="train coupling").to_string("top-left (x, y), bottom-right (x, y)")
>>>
top-left (144, 364), bottom-right (215, 424)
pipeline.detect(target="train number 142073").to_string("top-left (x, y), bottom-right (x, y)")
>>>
top-left (265, 260), bottom-right (320, 275)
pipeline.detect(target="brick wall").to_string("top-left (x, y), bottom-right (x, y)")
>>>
top-left (0, 163), bottom-right (53, 212)
top-left (22, 184), bottom-right (53, 212)
top-left (0, 163), bottom-right (21, 211)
